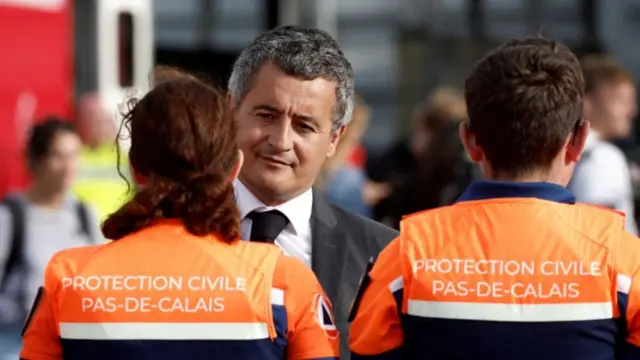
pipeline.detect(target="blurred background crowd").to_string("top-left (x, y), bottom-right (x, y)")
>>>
top-left (1, 0), bottom-right (640, 358)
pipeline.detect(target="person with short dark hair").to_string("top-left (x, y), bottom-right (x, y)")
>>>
top-left (568, 55), bottom-right (638, 234)
top-left (365, 86), bottom-right (468, 224)
top-left (350, 36), bottom-right (640, 360)
top-left (377, 87), bottom-right (472, 228)
top-left (464, 38), bottom-right (585, 177)
top-left (0, 117), bottom-right (100, 360)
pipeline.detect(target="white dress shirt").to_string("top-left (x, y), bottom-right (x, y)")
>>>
top-left (569, 130), bottom-right (638, 234)
top-left (233, 180), bottom-right (314, 267)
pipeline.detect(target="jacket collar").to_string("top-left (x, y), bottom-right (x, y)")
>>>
top-left (457, 180), bottom-right (576, 204)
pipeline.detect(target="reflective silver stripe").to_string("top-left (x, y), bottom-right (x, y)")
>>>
top-left (388, 276), bottom-right (403, 293)
top-left (271, 288), bottom-right (284, 306)
top-left (618, 273), bottom-right (632, 294)
top-left (59, 322), bottom-right (270, 340)
top-left (407, 301), bottom-right (613, 322)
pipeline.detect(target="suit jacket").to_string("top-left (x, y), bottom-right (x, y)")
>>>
top-left (310, 191), bottom-right (398, 359)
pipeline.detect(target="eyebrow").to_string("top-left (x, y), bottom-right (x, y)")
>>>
top-left (296, 114), bottom-right (317, 125)
top-left (252, 104), bottom-right (318, 125)
top-left (252, 104), bottom-right (281, 113)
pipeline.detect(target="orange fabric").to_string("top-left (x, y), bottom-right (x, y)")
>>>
top-left (21, 222), bottom-right (339, 360)
top-left (349, 197), bottom-right (640, 355)
top-left (21, 274), bottom-right (60, 360)
top-left (401, 200), bottom-right (618, 306)
top-left (273, 255), bottom-right (340, 359)
top-left (349, 238), bottom-right (404, 355)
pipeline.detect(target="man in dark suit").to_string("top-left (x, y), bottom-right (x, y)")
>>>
top-left (228, 26), bottom-right (398, 358)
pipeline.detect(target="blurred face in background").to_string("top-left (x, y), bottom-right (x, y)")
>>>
top-left (409, 115), bottom-right (430, 157)
top-left (77, 93), bottom-right (116, 147)
top-left (233, 61), bottom-right (343, 205)
top-left (31, 131), bottom-right (82, 193)
top-left (585, 80), bottom-right (638, 140)
top-left (409, 87), bottom-right (467, 157)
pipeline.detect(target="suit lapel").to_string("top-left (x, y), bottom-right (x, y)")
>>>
top-left (310, 190), bottom-right (348, 303)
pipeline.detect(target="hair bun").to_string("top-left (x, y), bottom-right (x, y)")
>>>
top-left (102, 68), bottom-right (241, 242)
top-left (186, 172), bottom-right (224, 193)
top-left (179, 171), bottom-right (239, 241)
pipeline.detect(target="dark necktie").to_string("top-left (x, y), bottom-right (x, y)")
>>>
top-left (248, 210), bottom-right (289, 243)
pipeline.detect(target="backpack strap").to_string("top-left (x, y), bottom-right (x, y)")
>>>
top-left (0, 197), bottom-right (25, 293)
top-left (75, 202), bottom-right (94, 243)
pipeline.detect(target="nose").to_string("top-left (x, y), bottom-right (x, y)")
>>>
top-left (267, 120), bottom-right (293, 152)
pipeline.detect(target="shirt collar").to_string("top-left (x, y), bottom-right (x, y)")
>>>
top-left (233, 179), bottom-right (313, 235)
top-left (457, 180), bottom-right (576, 204)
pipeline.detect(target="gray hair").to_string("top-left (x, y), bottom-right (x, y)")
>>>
top-left (228, 26), bottom-right (355, 129)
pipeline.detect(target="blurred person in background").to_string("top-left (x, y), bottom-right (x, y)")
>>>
top-left (568, 55), bottom-right (638, 234)
top-left (228, 25), bottom-right (397, 359)
top-left (72, 92), bottom-right (130, 223)
top-left (382, 117), bottom-right (477, 229)
top-left (0, 118), bottom-right (100, 360)
top-left (317, 94), bottom-right (372, 217)
top-left (366, 87), bottom-right (468, 224)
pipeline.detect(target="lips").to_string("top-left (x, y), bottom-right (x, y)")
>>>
top-left (259, 155), bottom-right (291, 166)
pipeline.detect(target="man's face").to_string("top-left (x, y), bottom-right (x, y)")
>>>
top-left (233, 62), bottom-right (343, 204)
top-left (588, 81), bottom-right (638, 140)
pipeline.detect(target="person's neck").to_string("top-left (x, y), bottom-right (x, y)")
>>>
top-left (25, 185), bottom-right (66, 209)
top-left (237, 177), bottom-right (306, 207)
top-left (485, 171), bottom-right (565, 186)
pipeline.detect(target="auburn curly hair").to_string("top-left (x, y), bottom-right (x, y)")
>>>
top-left (102, 66), bottom-right (240, 242)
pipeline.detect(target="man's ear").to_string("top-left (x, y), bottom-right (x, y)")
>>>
top-left (327, 126), bottom-right (347, 158)
top-left (230, 150), bottom-right (244, 180)
top-left (566, 119), bottom-right (590, 163)
top-left (459, 122), bottom-right (483, 162)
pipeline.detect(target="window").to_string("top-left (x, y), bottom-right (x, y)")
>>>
top-left (118, 12), bottom-right (134, 87)
top-left (73, 0), bottom-right (98, 97)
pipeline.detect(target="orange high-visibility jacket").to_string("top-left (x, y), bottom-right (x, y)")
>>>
top-left (349, 181), bottom-right (640, 360)
top-left (21, 221), bottom-right (339, 360)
